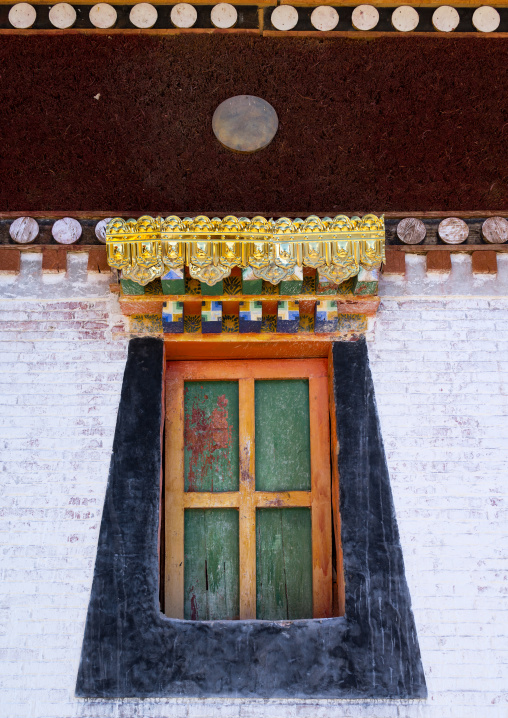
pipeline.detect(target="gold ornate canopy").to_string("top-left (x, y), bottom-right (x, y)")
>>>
top-left (106, 214), bottom-right (385, 287)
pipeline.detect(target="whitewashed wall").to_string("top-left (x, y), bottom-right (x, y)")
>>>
top-left (0, 252), bottom-right (507, 718)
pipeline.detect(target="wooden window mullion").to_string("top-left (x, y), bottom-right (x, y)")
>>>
top-left (309, 376), bottom-right (333, 619)
top-left (238, 378), bottom-right (256, 620)
top-left (165, 373), bottom-right (185, 619)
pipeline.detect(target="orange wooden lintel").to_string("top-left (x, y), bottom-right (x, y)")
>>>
top-left (120, 294), bottom-right (379, 316)
top-left (163, 335), bottom-right (346, 360)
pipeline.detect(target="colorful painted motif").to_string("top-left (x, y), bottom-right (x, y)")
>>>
top-left (184, 314), bottom-right (201, 333)
top-left (261, 280), bottom-right (279, 295)
top-left (185, 269), bottom-right (201, 295)
top-left (353, 267), bottom-right (379, 296)
top-left (315, 300), bottom-right (338, 334)
top-left (301, 272), bottom-right (316, 295)
top-left (316, 273), bottom-right (355, 295)
top-left (144, 278), bottom-right (164, 295)
top-left (336, 277), bottom-right (356, 295)
top-left (239, 300), bottom-right (262, 333)
top-left (242, 266), bottom-right (263, 295)
top-left (337, 313), bottom-right (368, 333)
top-left (162, 300), bottom-right (184, 334)
top-left (223, 274), bottom-right (242, 296)
top-left (277, 300), bottom-right (300, 334)
top-left (201, 300), bottom-right (222, 334)
top-left (129, 313), bottom-right (162, 334)
top-left (222, 315), bottom-right (240, 333)
top-left (261, 314), bottom-right (277, 333)
top-left (315, 272), bottom-right (338, 295)
top-left (161, 268), bottom-right (185, 295)
top-left (299, 313), bottom-right (314, 333)
top-left (280, 266), bottom-right (303, 296)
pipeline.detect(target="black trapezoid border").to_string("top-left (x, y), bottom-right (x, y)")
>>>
top-left (76, 335), bottom-right (426, 699)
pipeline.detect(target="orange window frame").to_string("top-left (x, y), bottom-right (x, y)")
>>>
top-left (164, 357), bottom-right (339, 620)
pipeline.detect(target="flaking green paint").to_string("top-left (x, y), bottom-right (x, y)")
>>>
top-left (255, 380), bottom-right (311, 491)
top-left (184, 509), bottom-right (240, 620)
top-left (256, 508), bottom-right (313, 620)
top-left (184, 381), bottom-right (239, 492)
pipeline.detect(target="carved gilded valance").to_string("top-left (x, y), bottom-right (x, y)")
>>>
top-left (106, 214), bottom-right (385, 287)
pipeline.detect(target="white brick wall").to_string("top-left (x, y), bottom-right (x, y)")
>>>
top-left (368, 296), bottom-right (508, 718)
top-left (0, 261), bottom-right (507, 717)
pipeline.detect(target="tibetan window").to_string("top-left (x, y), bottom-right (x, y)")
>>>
top-left (164, 358), bottom-right (334, 621)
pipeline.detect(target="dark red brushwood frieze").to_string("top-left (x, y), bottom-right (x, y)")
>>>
top-left (0, 35), bottom-right (507, 213)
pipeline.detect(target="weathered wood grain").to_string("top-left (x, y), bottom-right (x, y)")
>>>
top-left (482, 217), bottom-right (508, 244)
top-left (309, 375), bottom-right (332, 619)
top-left (397, 217), bottom-right (426, 245)
top-left (328, 347), bottom-right (345, 616)
top-left (239, 378), bottom-right (256, 619)
top-left (9, 217), bottom-right (38, 244)
top-left (184, 508), bottom-right (240, 620)
top-left (255, 379), bottom-right (311, 492)
top-left (256, 508), bottom-right (313, 620)
top-left (171, 358), bottom-right (328, 380)
top-left (52, 217), bottom-right (82, 244)
top-left (165, 372), bottom-right (185, 618)
top-left (438, 217), bottom-right (469, 244)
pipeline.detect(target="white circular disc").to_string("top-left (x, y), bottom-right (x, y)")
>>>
top-left (89, 3), bottom-right (117, 28)
top-left (271, 5), bottom-right (299, 31)
top-left (396, 217), bottom-right (426, 245)
top-left (170, 3), bottom-right (197, 28)
top-left (432, 6), bottom-right (460, 32)
top-left (129, 3), bottom-right (158, 28)
top-left (9, 217), bottom-right (39, 244)
top-left (211, 3), bottom-right (237, 28)
top-left (52, 218), bottom-right (82, 245)
top-left (95, 218), bottom-right (113, 244)
top-left (438, 217), bottom-right (469, 244)
top-left (8, 3), bottom-right (36, 28)
top-left (49, 3), bottom-right (77, 28)
top-left (391, 6), bottom-right (419, 32)
top-left (482, 217), bottom-right (508, 244)
top-left (310, 6), bottom-right (339, 31)
top-left (472, 6), bottom-right (500, 32)
top-left (352, 5), bottom-right (379, 30)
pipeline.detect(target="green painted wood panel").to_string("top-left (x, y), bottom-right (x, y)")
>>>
top-left (255, 380), bottom-right (311, 491)
top-left (184, 509), bottom-right (240, 620)
top-left (184, 381), bottom-right (239, 492)
top-left (256, 508), bottom-right (313, 620)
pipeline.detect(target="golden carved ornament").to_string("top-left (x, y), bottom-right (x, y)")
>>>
top-left (106, 214), bottom-right (385, 286)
